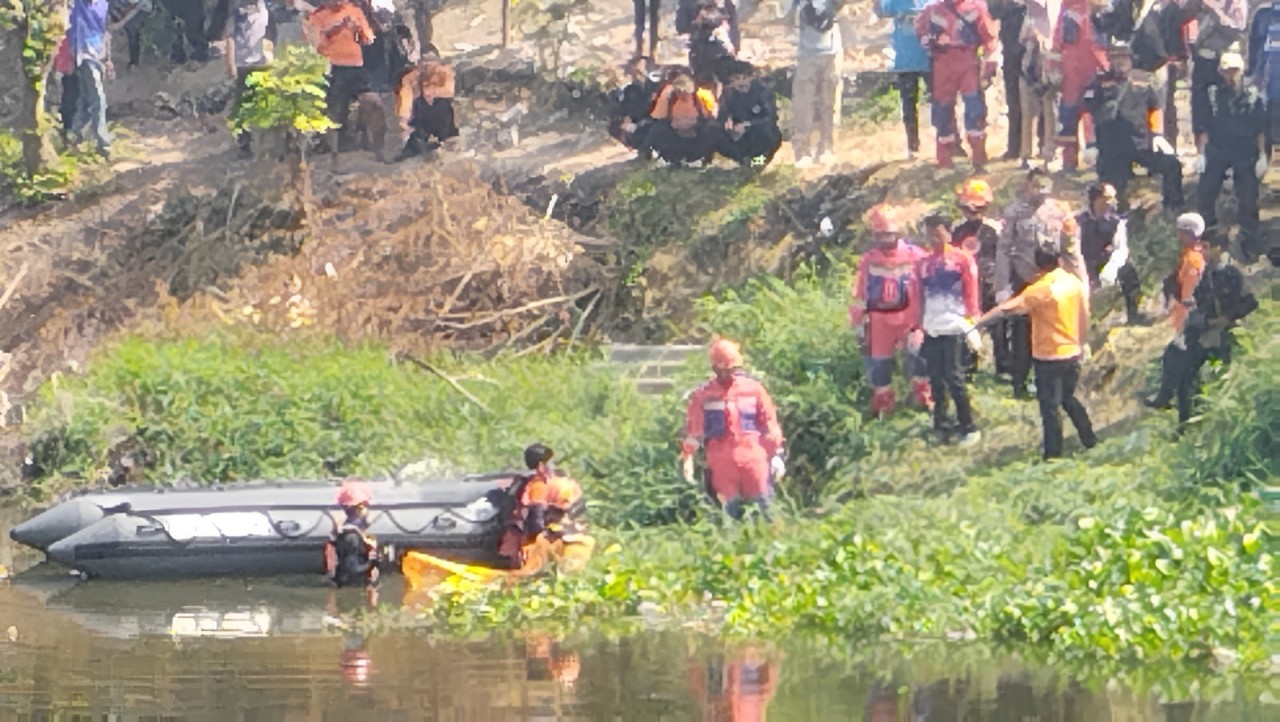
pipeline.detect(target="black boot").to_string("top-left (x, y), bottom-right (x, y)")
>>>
top-left (1124, 294), bottom-right (1140, 326)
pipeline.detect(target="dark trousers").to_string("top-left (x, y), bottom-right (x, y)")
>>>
top-left (1189, 52), bottom-right (1220, 136)
top-left (897, 71), bottom-right (926, 154)
top-left (1198, 149), bottom-right (1261, 249)
top-left (718, 122), bottom-right (782, 165)
top-left (1033, 357), bottom-right (1096, 459)
top-left (1003, 51), bottom-right (1023, 158)
top-left (923, 333), bottom-right (975, 431)
top-left (1269, 100), bottom-right (1280, 156)
top-left (409, 96), bottom-right (459, 142)
top-left (648, 122), bottom-right (720, 164)
top-left (59, 72), bottom-right (80, 136)
top-left (159, 0), bottom-right (210, 62)
top-left (633, 0), bottom-right (660, 58)
top-left (1098, 144), bottom-right (1184, 209)
top-left (1152, 342), bottom-right (1208, 423)
top-left (325, 65), bottom-right (369, 129)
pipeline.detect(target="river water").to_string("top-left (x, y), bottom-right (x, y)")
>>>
top-left (0, 512), bottom-right (1269, 721)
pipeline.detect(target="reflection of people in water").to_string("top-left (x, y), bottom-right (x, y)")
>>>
top-left (339, 633), bottom-right (373, 689)
top-left (866, 680), bottom-right (901, 722)
top-left (688, 644), bottom-right (781, 721)
top-left (525, 632), bottom-right (581, 691)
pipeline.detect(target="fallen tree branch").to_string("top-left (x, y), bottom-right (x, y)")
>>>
top-left (482, 310), bottom-right (555, 354)
top-left (0, 263), bottom-right (31, 315)
top-left (436, 286), bottom-right (599, 331)
top-left (397, 351), bottom-right (492, 413)
top-left (564, 289), bottom-right (600, 354)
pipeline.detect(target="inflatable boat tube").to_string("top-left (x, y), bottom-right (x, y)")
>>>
top-left (16, 473), bottom-right (525, 579)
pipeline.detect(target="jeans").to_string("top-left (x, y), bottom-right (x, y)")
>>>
top-left (1033, 357), bottom-right (1097, 459)
top-left (896, 71), bottom-right (926, 154)
top-left (922, 333), bottom-right (975, 432)
top-left (71, 60), bottom-right (112, 151)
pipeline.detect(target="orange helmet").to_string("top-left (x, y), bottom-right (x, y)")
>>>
top-left (956, 178), bottom-right (994, 208)
top-left (337, 479), bottom-right (372, 508)
top-left (709, 338), bottom-right (744, 369)
top-left (863, 203), bottom-right (902, 234)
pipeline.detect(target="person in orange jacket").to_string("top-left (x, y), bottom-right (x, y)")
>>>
top-left (498, 444), bottom-right (588, 571)
top-left (914, 0), bottom-right (1000, 170)
top-left (324, 478), bottom-right (380, 605)
top-left (1145, 212), bottom-right (1208, 423)
top-left (851, 203), bottom-right (931, 417)
top-left (681, 338), bottom-right (786, 521)
top-left (1053, 0), bottom-right (1108, 170)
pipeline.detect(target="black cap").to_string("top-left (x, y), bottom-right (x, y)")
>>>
top-left (524, 443), bottom-right (554, 470)
top-left (1107, 39), bottom-right (1132, 54)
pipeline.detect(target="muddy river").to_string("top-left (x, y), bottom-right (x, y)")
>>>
top-left (0, 511), bottom-right (1267, 721)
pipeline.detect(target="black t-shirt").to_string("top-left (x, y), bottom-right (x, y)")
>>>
top-left (718, 79), bottom-right (776, 124)
top-left (1202, 83), bottom-right (1267, 154)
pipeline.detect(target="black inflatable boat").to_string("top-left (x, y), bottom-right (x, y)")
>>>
top-left (9, 473), bottom-right (523, 579)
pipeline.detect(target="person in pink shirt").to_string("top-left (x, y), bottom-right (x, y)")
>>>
top-left (851, 203), bottom-right (931, 418)
top-left (915, 215), bottom-right (982, 444)
top-left (680, 338), bottom-right (786, 521)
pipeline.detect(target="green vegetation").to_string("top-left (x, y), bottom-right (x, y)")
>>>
top-left (16, 171), bottom-right (1276, 689)
top-left (0, 127), bottom-right (113, 205)
top-left (229, 44), bottom-right (337, 139)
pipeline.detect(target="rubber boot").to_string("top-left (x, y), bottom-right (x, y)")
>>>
top-left (967, 134), bottom-right (987, 172)
top-left (911, 378), bottom-right (934, 411)
top-left (1061, 141), bottom-right (1079, 170)
top-left (871, 388), bottom-right (896, 418)
top-left (1124, 293), bottom-right (1140, 326)
top-left (936, 139), bottom-right (954, 169)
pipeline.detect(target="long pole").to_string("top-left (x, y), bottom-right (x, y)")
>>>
top-left (501, 0), bottom-right (510, 47)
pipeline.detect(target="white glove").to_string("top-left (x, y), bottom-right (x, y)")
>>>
top-left (1257, 156), bottom-right (1269, 180)
top-left (995, 289), bottom-right (1013, 304)
top-left (1081, 344), bottom-right (1092, 363)
top-left (769, 455), bottom-right (786, 482)
top-left (1151, 135), bottom-right (1175, 156)
top-left (1082, 147), bottom-right (1099, 167)
top-left (1172, 334), bottom-right (1187, 350)
top-left (680, 456), bottom-right (696, 484)
top-left (1098, 263), bottom-right (1118, 288)
top-left (819, 216), bottom-right (835, 237)
top-left (1196, 155), bottom-right (1207, 174)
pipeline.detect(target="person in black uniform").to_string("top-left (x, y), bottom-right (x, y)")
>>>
top-left (1077, 182), bottom-right (1141, 325)
top-left (989, 0), bottom-right (1026, 161)
top-left (1083, 39), bottom-right (1184, 211)
top-left (1196, 50), bottom-right (1268, 261)
top-left (159, 0), bottom-right (212, 63)
top-left (716, 60), bottom-right (782, 166)
top-left (609, 58), bottom-right (663, 157)
top-left (1091, 0), bottom-right (1136, 44)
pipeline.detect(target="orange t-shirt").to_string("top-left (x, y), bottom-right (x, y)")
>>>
top-left (1004, 267), bottom-right (1089, 361)
top-left (308, 3), bottom-right (373, 68)
top-left (1170, 244), bottom-right (1205, 334)
top-left (650, 86), bottom-right (717, 132)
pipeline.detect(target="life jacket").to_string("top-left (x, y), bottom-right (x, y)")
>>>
top-left (325, 521), bottom-right (378, 588)
top-left (498, 472), bottom-right (587, 563)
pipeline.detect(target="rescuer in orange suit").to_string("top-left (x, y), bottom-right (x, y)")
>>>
top-left (680, 338), bottom-right (786, 521)
top-left (498, 444), bottom-right (589, 573)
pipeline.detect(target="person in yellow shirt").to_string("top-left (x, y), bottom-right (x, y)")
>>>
top-left (974, 245), bottom-right (1098, 460)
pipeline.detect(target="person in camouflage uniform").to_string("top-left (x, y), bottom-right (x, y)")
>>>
top-left (995, 168), bottom-right (1086, 399)
top-left (951, 177), bottom-right (1007, 376)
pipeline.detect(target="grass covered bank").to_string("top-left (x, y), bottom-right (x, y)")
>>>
top-left (13, 193), bottom-right (1277, 685)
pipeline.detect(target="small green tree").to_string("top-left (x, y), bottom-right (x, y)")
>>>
top-left (228, 44), bottom-right (336, 192)
top-left (0, 0), bottom-right (69, 175)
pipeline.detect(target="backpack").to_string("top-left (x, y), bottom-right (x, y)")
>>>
top-left (801, 0), bottom-right (836, 33)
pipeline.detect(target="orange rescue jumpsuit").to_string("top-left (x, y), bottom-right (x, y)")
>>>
top-left (682, 372), bottom-right (784, 504)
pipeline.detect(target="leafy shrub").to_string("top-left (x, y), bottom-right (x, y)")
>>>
top-left (0, 129), bottom-right (107, 205)
top-left (228, 44), bottom-right (336, 138)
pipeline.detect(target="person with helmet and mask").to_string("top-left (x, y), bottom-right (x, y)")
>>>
top-left (498, 444), bottom-right (590, 573)
top-left (680, 338), bottom-right (786, 521)
top-left (914, 0), bottom-right (1000, 171)
top-left (851, 203), bottom-right (931, 417)
top-left (1078, 181), bottom-right (1141, 325)
top-left (1196, 49), bottom-right (1267, 261)
top-left (1081, 39), bottom-right (1184, 210)
top-left (952, 177), bottom-right (1009, 376)
top-left (1052, 0), bottom-right (1108, 170)
top-left (324, 479), bottom-right (380, 602)
top-left (996, 168), bottom-right (1086, 399)
top-left (1145, 212), bottom-right (1207, 422)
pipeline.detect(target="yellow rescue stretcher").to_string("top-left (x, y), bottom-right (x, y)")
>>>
top-left (401, 532), bottom-right (596, 594)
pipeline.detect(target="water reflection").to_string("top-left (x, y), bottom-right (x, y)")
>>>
top-left (0, 508), bottom-right (1268, 721)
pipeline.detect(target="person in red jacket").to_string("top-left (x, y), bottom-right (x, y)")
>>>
top-left (914, 0), bottom-right (1000, 170)
top-left (1052, 0), bottom-right (1108, 169)
top-left (851, 203), bottom-right (931, 417)
top-left (681, 338), bottom-right (786, 521)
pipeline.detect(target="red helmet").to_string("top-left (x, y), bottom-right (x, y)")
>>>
top-left (336, 479), bottom-right (372, 508)
top-left (863, 203), bottom-right (902, 234)
top-left (709, 338), bottom-right (744, 369)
